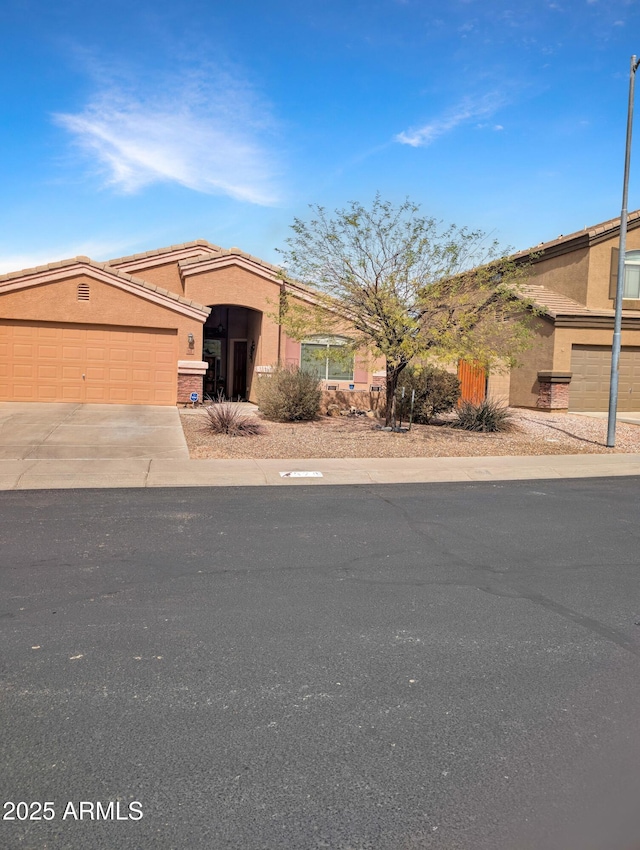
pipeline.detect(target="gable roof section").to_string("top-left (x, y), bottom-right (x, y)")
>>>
top-left (108, 240), bottom-right (222, 273)
top-left (178, 246), bottom-right (322, 306)
top-left (0, 257), bottom-right (210, 322)
top-left (514, 209), bottom-right (640, 264)
top-left (179, 246), bottom-right (282, 281)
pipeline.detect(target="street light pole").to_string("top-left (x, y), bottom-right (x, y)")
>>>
top-left (607, 55), bottom-right (640, 447)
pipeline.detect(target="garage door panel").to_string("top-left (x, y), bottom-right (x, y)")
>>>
top-left (61, 386), bottom-right (83, 401)
top-left (86, 347), bottom-right (107, 360)
top-left (14, 344), bottom-right (34, 358)
top-left (0, 321), bottom-right (178, 405)
top-left (109, 349), bottom-right (130, 362)
top-left (13, 385), bottom-right (36, 400)
top-left (85, 387), bottom-right (109, 402)
top-left (132, 369), bottom-right (151, 382)
top-left (37, 386), bottom-right (57, 400)
top-left (38, 345), bottom-right (58, 359)
top-left (153, 390), bottom-right (174, 404)
top-left (570, 345), bottom-right (640, 412)
top-left (109, 369), bottom-right (129, 382)
top-left (14, 364), bottom-right (34, 378)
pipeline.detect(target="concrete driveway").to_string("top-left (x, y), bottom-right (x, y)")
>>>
top-left (0, 403), bottom-right (189, 460)
top-left (575, 411), bottom-right (640, 425)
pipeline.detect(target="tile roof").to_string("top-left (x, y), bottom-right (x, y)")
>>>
top-left (519, 284), bottom-right (593, 316)
top-left (108, 240), bottom-right (222, 265)
top-left (178, 245), bottom-right (283, 276)
top-left (514, 209), bottom-right (640, 261)
top-left (519, 283), bottom-right (640, 320)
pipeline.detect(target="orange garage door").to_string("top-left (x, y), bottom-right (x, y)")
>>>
top-left (0, 321), bottom-right (178, 405)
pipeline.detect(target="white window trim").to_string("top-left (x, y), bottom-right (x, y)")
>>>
top-left (624, 250), bottom-right (640, 299)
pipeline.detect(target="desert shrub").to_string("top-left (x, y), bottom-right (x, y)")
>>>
top-left (257, 365), bottom-right (322, 422)
top-left (203, 402), bottom-right (264, 436)
top-left (396, 366), bottom-right (461, 423)
top-left (454, 399), bottom-right (513, 432)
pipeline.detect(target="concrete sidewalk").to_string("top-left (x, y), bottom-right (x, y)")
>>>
top-left (1, 452), bottom-right (640, 490)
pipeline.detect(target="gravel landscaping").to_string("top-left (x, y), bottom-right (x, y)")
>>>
top-left (180, 407), bottom-right (640, 459)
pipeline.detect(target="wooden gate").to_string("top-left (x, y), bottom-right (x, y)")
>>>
top-left (457, 360), bottom-right (487, 405)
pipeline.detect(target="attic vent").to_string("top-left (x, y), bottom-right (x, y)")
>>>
top-left (77, 283), bottom-right (90, 301)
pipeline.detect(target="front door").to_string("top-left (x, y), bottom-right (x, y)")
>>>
top-left (231, 340), bottom-right (247, 400)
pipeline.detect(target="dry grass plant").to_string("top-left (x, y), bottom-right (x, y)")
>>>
top-left (454, 399), bottom-right (514, 432)
top-left (203, 402), bottom-right (265, 437)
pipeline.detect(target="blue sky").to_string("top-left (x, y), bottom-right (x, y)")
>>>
top-left (1, 0), bottom-right (640, 272)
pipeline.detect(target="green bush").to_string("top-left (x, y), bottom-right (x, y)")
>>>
top-left (257, 365), bottom-right (322, 422)
top-left (396, 366), bottom-right (461, 424)
top-left (203, 402), bottom-right (265, 436)
top-left (454, 399), bottom-right (513, 432)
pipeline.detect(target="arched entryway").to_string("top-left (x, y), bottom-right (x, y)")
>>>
top-left (203, 305), bottom-right (262, 400)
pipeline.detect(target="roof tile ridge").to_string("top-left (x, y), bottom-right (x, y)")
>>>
top-left (225, 247), bottom-right (283, 273)
top-left (513, 208), bottom-right (640, 259)
top-left (0, 255), bottom-right (93, 282)
top-left (178, 248), bottom-right (225, 267)
top-left (108, 239), bottom-right (223, 265)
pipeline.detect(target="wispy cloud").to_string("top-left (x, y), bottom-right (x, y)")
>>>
top-left (395, 92), bottom-right (508, 147)
top-left (54, 64), bottom-right (282, 206)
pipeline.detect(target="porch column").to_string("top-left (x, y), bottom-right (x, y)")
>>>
top-left (177, 360), bottom-right (208, 404)
top-left (536, 371), bottom-right (572, 410)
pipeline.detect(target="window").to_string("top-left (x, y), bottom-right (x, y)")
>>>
top-left (624, 251), bottom-right (640, 299)
top-left (300, 336), bottom-right (354, 381)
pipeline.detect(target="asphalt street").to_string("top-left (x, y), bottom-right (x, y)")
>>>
top-left (1, 479), bottom-right (640, 850)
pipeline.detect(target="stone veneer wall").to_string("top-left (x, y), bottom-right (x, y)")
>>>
top-left (536, 372), bottom-right (571, 410)
top-left (178, 373), bottom-right (204, 404)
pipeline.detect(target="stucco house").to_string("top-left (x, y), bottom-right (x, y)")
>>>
top-left (0, 240), bottom-right (384, 406)
top-left (2, 212), bottom-right (640, 412)
top-left (505, 209), bottom-right (640, 412)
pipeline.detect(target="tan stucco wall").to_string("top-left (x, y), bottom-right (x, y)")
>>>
top-left (586, 228), bottom-right (640, 309)
top-left (0, 273), bottom-right (204, 361)
top-left (552, 325), bottom-right (640, 371)
top-left (527, 247), bottom-right (590, 304)
top-left (186, 267), bottom-right (281, 402)
top-left (509, 315), bottom-right (556, 407)
top-left (184, 266), bottom-right (280, 314)
top-left (486, 369), bottom-right (511, 406)
top-left (246, 309), bottom-right (262, 399)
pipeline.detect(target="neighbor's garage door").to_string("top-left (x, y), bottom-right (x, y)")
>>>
top-left (570, 344), bottom-right (640, 412)
top-left (0, 321), bottom-right (177, 405)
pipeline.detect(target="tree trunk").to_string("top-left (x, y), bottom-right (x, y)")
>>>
top-left (384, 362), bottom-right (407, 427)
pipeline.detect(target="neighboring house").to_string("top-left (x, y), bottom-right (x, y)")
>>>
top-left (503, 209), bottom-right (640, 412)
top-left (0, 241), bottom-right (382, 406)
